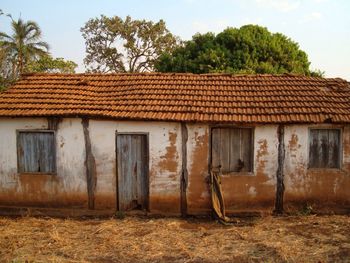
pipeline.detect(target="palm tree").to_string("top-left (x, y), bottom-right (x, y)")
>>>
top-left (0, 16), bottom-right (49, 76)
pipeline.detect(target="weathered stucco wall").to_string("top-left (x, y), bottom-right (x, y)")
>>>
top-left (220, 125), bottom-right (278, 213)
top-left (186, 124), bottom-right (210, 214)
top-left (89, 120), bottom-right (182, 214)
top-left (0, 118), bottom-right (87, 208)
top-left (0, 118), bottom-right (182, 213)
top-left (284, 124), bottom-right (350, 211)
top-left (0, 118), bottom-right (349, 214)
top-left (187, 124), bottom-right (278, 215)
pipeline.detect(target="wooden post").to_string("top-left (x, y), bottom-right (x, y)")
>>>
top-left (274, 124), bottom-right (285, 215)
top-left (180, 122), bottom-right (188, 217)
top-left (47, 117), bottom-right (61, 131)
top-left (82, 118), bottom-right (97, 210)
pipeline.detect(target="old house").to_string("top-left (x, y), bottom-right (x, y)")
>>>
top-left (0, 73), bottom-right (349, 215)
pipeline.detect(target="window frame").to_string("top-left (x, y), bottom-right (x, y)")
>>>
top-left (16, 129), bottom-right (57, 175)
top-left (307, 127), bottom-right (343, 170)
top-left (210, 126), bottom-right (255, 176)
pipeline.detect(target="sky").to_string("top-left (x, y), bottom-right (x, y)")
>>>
top-left (1, 0), bottom-right (349, 79)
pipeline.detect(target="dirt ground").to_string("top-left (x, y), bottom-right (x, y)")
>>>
top-left (0, 214), bottom-right (349, 263)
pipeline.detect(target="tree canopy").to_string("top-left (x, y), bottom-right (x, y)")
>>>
top-left (0, 16), bottom-right (49, 76)
top-left (155, 25), bottom-right (321, 76)
top-left (81, 15), bottom-right (179, 73)
top-left (26, 55), bottom-right (77, 73)
top-left (0, 13), bottom-right (78, 90)
top-left (0, 48), bottom-right (12, 91)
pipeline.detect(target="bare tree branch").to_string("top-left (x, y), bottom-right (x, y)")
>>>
top-left (81, 15), bottom-right (179, 73)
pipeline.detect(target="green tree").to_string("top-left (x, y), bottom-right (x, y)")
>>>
top-left (26, 55), bottom-right (77, 73)
top-left (0, 16), bottom-right (49, 76)
top-left (155, 33), bottom-right (230, 73)
top-left (0, 10), bottom-right (13, 90)
top-left (81, 15), bottom-right (179, 73)
top-left (156, 25), bottom-right (322, 76)
top-left (0, 48), bottom-right (13, 91)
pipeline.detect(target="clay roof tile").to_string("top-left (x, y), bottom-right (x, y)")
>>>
top-left (0, 73), bottom-right (349, 123)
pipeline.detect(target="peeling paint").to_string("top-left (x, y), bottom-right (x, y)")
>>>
top-left (256, 139), bottom-right (269, 177)
top-left (187, 125), bottom-right (278, 214)
top-left (88, 120), bottom-right (182, 214)
top-left (187, 125), bottom-right (210, 214)
top-left (248, 186), bottom-right (257, 197)
top-left (284, 124), bottom-right (350, 212)
top-left (342, 126), bottom-right (350, 172)
top-left (288, 134), bottom-right (301, 152)
top-left (0, 118), bottom-right (349, 215)
top-left (221, 126), bottom-right (277, 212)
top-left (0, 118), bottom-right (87, 208)
top-left (158, 131), bottom-right (179, 175)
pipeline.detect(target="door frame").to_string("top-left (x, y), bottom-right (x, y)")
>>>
top-left (115, 131), bottom-right (150, 211)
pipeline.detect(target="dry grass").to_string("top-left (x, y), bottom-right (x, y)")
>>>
top-left (0, 214), bottom-right (349, 263)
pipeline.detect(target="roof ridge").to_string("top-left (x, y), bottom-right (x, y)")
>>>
top-left (19, 72), bottom-right (348, 80)
top-left (19, 72), bottom-right (347, 81)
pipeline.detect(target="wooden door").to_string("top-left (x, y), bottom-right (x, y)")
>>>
top-left (116, 134), bottom-right (148, 211)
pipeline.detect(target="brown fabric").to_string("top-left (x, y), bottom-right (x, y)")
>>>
top-left (0, 73), bottom-right (349, 123)
top-left (210, 168), bottom-right (230, 223)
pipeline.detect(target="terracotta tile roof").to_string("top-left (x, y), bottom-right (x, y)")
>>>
top-left (0, 73), bottom-right (349, 123)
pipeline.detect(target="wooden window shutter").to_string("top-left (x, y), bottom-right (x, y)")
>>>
top-left (309, 129), bottom-right (340, 169)
top-left (17, 131), bottom-right (56, 173)
top-left (212, 128), bottom-right (253, 173)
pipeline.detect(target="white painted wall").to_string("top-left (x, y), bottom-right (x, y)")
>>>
top-left (186, 123), bottom-right (210, 212)
top-left (0, 118), bottom-right (48, 190)
top-left (0, 118), bottom-right (182, 211)
top-left (284, 125), bottom-right (309, 194)
top-left (253, 125), bottom-right (279, 181)
top-left (186, 124), bottom-right (279, 213)
top-left (0, 118), bottom-right (87, 206)
top-left (0, 117), bottom-right (348, 212)
top-left (284, 124), bottom-right (350, 199)
top-left (186, 124), bottom-right (280, 182)
top-left (89, 120), bottom-right (182, 211)
top-left (56, 118), bottom-right (86, 193)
